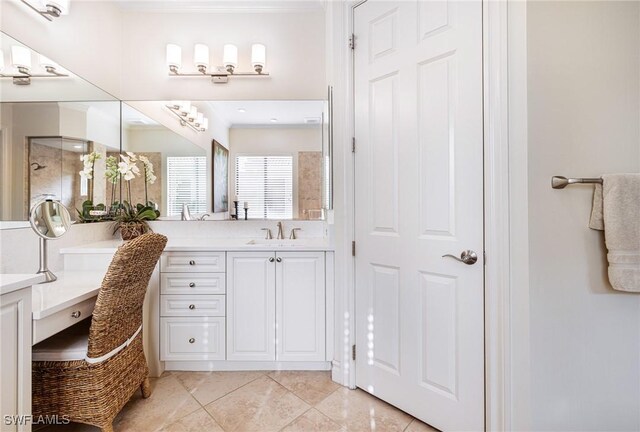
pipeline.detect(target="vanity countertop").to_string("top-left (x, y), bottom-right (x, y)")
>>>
top-left (0, 274), bottom-right (46, 296)
top-left (60, 237), bottom-right (335, 254)
top-left (32, 271), bottom-right (104, 320)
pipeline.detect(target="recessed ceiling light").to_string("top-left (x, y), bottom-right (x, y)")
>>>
top-left (270, 118), bottom-right (278, 122)
top-left (73, 145), bottom-right (82, 149)
top-left (237, 108), bottom-right (246, 113)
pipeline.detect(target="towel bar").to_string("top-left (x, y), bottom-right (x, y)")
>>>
top-left (551, 176), bottom-right (603, 189)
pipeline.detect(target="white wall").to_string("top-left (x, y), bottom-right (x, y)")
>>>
top-left (229, 127), bottom-right (322, 218)
top-left (527, 2), bottom-right (640, 430)
top-left (120, 10), bottom-right (326, 100)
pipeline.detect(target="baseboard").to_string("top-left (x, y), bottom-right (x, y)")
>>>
top-left (164, 360), bottom-right (332, 371)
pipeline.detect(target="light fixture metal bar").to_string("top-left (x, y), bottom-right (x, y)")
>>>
top-left (165, 104), bottom-right (205, 133)
top-left (0, 72), bottom-right (69, 78)
top-left (19, 0), bottom-right (54, 21)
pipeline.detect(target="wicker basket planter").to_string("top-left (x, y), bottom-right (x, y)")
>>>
top-left (118, 222), bottom-right (148, 240)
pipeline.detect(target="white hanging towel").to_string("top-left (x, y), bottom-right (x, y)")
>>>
top-left (590, 174), bottom-right (640, 292)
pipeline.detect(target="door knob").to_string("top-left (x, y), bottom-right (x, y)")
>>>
top-left (269, 257), bottom-right (275, 263)
top-left (442, 250), bottom-right (478, 265)
top-left (276, 257), bottom-right (282, 263)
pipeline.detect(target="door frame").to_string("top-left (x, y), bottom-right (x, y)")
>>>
top-left (328, 0), bottom-right (527, 430)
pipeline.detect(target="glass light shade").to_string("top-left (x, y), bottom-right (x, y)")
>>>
top-left (223, 44), bottom-right (238, 68)
top-left (196, 112), bottom-right (204, 126)
top-left (188, 106), bottom-right (198, 122)
top-left (11, 46), bottom-right (32, 70)
top-left (179, 101), bottom-right (191, 115)
top-left (46, 0), bottom-right (70, 15)
top-left (0, 50), bottom-right (4, 72)
top-left (193, 44), bottom-right (209, 68)
top-left (166, 44), bottom-right (182, 69)
top-left (202, 118), bottom-right (209, 130)
top-left (251, 44), bottom-right (266, 68)
top-left (39, 54), bottom-right (56, 68)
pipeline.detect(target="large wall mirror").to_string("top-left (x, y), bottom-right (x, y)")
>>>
top-left (0, 32), bottom-right (120, 226)
top-left (121, 100), bottom-right (331, 221)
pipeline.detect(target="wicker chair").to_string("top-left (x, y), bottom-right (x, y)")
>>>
top-left (32, 233), bottom-right (168, 432)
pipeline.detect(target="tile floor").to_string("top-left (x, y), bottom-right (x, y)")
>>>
top-left (37, 371), bottom-right (439, 432)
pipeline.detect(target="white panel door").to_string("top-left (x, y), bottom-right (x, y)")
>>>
top-left (227, 252), bottom-right (276, 361)
top-left (275, 252), bottom-right (325, 361)
top-left (354, 1), bottom-right (484, 430)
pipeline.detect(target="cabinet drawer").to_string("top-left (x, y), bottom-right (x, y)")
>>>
top-left (33, 297), bottom-right (96, 344)
top-left (161, 295), bottom-right (225, 317)
top-left (161, 317), bottom-right (225, 361)
top-left (161, 273), bottom-right (226, 295)
top-left (161, 252), bottom-right (226, 273)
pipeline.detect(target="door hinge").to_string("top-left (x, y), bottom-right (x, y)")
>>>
top-left (352, 344), bottom-right (356, 361)
top-left (349, 33), bottom-right (355, 50)
top-left (352, 241), bottom-right (356, 257)
top-left (352, 137), bottom-right (356, 153)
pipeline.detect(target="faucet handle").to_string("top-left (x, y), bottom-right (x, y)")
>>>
top-left (261, 228), bottom-right (273, 239)
top-left (289, 228), bottom-right (302, 239)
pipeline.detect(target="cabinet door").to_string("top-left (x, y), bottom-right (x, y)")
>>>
top-left (227, 252), bottom-right (276, 361)
top-left (1, 288), bottom-right (32, 432)
top-left (276, 252), bottom-right (325, 361)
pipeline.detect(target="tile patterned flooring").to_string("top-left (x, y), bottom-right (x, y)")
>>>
top-left (38, 371), bottom-right (438, 432)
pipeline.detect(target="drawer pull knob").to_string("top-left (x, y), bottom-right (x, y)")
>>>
top-left (189, 304), bottom-right (196, 310)
top-left (71, 311), bottom-right (81, 319)
top-left (189, 260), bottom-right (196, 266)
top-left (189, 282), bottom-right (196, 288)
top-left (189, 338), bottom-right (195, 344)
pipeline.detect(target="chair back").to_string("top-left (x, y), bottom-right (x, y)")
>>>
top-left (87, 233), bottom-right (167, 358)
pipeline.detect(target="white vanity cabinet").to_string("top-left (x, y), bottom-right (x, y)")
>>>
top-left (227, 251), bottom-right (326, 362)
top-left (160, 252), bottom-right (226, 361)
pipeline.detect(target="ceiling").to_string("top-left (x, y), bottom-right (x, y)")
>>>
top-left (121, 103), bottom-right (160, 128)
top-left (208, 100), bottom-right (324, 127)
top-left (113, 0), bottom-right (325, 13)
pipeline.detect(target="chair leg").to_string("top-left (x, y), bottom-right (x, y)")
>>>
top-left (141, 377), bottom-right (152, 398)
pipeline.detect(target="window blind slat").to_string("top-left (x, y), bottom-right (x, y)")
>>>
top-left (167, 156), bottom-right (207, 216)
top-left (236, 155), bottom-right (293, 219)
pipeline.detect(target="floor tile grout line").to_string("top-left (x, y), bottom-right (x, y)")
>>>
top-left (175, 370), bottom-right (269, 409)
top-left (275, 406), bottom-right (315, 432)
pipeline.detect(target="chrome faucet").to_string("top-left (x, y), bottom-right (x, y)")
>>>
top-left (261, 228), bottom-right (273, 239)
top-left (276, 221), bottom-right (285, 240)
top-left (289, 228), bottom-right (301, 239)
top-left (181, 203), bottom-right (192, 221)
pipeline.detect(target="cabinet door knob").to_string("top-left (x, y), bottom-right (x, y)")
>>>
top-left (189, 260), bottom-right (196, 266)
top-left (189, 282), bottom-right (196, 288)
top-left (189, 338), bottom-right (195, 344)
top-left (276, 257), bottom-right (282, 263)
top-left (71, 311), bottom-right (81, 319)
top-left (189, 304), bottom-right (196, 310)
top-left (269, 257), bottom-right (275, 262)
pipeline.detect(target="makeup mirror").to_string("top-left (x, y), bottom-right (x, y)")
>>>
top-left (29, 198), bottom-right (71, 282)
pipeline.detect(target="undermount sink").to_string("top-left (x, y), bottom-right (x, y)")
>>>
top-left (246, 239), bottom-right (306, 247)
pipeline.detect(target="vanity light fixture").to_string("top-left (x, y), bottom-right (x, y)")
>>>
top-left (0, 46), bottom-right (68, 85)
top-left (20, 0), bottom-right (70, 21)
top-left (166, 101), bottom-right (209, 133)
top-left (166, 43), bottom-right (269, 84)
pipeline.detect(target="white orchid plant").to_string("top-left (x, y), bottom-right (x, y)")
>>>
top-left (76, 150), bottom-right (160, 224)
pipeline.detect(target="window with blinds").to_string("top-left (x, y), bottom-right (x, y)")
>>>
top-left (167, 156), bottom-right (207, 216)
top-left (235, 155), bottom-right (293, 219)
